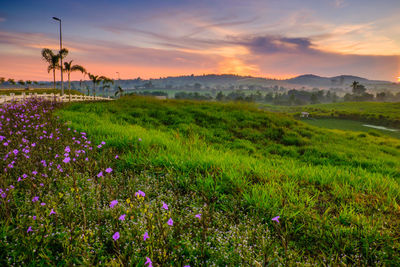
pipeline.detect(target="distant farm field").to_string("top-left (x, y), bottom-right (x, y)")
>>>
top-left (302, 118), bottom-right (400, 139)
top-left (262, 101), bottom-right (400, 128)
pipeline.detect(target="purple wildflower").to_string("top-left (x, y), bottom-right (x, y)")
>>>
top-left (63, 157), bottom-right (70, 163)
top-left (50, 209), bottom-right (56, 215)
top-left (162, 202), bottom-right (168, 210)
top-left (195, 214), bottom-right (201, 219)
top-left (167, 218), bottom-right (173, 226)
top-left (27, 226), bottom-right (33, 233)
top-left (97, 171), bottom-right (103, 178)
top-left (135, 190), bottom-right (145, 198)
top-left (109, 200), bottom-right (118, 208)
top-left (145, 257), bottom-right (152, 267)
top-left (143, 231), bottom-right (149, 241)
top-left (105, 167), bottom-right (112, 173)
top-left (32, 196), bottom-right (39, 202)
top-left (119, 214), bottom-right (126, 221)
top-left (112, 232), bottom-right (120, 241)
top-left (272, 216), bottom-right (280, 223)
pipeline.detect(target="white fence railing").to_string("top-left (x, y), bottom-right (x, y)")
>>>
top-left (0, 93), bottom-right (113, 104)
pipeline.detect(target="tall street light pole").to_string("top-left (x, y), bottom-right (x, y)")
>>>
top-left (52, 17), bottom-right (63, 96)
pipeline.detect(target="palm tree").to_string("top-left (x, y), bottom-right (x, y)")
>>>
top-left (99, 76), bottom-right (114, 97)
top-left (41, 48), bottom-right (59, 89)
top-left (115, 86), bottom-right (124, 98)
top-left (0, 77), bottom-right (5, 85)
top-left (18, 80), bottom-right (25, 86)
top-left (88, 73), bottom-right (102, 97)
top-left (41, 48), bottom-right (68, 90)
top-left (103, 84), bottom-right (110, 97)
top-left (64, 60), bottom-right (86, 101)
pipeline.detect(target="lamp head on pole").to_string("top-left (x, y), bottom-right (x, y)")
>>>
top-left (52, 17), bottom-right (61, 21)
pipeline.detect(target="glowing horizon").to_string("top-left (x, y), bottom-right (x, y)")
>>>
top-left (1, 0), bottom-right (400, 82)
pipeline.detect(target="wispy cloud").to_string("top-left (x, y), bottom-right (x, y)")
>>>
top-left (1, 0), bottom-right (400, 81)
top-left (333, 0), bottom-right (347, 8)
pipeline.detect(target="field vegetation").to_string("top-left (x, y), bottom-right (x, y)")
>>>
top-left (262, 101), bottom-right (400, 128)
top-left (0, 88), bottom-right (84, 96)
top-left (1, 96), bottom-right (399, 265)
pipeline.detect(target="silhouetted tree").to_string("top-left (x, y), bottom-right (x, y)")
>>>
top-left (88, 73), bottom-right (103, 96)
top-left (115, 86), bottom-right (124, 98)
top-left (64, 60), bottom-right (86, 100)
top-left (99, 76), bottom-right (114, 97)
top-left (216, 91), bottom-right (224, 101)
top-left (41, 48), bottom-right (68, 89)
top-left (351, 81), bottom-right (366, 95)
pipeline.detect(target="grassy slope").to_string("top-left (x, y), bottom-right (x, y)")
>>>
top-left (58, 96), bottom-right (400, 264)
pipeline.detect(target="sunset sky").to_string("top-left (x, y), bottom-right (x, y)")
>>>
top-left (1, 0), bottom-right (400, 81)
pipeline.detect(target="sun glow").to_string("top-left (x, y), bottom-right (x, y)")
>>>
top-left (398, 76), bottom-right (400, 82)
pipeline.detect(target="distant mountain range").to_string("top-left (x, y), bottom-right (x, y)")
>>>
top-left (140, 74), bottom-right (393, 89)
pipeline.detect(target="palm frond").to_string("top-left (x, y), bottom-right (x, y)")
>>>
top-left (71, 65), bottom-right (86, 74)
top-left (64, 60), bottom-right (73, 72)
top-left (41, 48), bottom-right (55, 63)
top-left (59, 48), bottom-right (69, 59)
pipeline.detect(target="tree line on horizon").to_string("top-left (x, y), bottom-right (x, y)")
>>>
top-left (0, 48), bottom-right (125, 98)
top-left (127, 80), bottom-right (400, 105)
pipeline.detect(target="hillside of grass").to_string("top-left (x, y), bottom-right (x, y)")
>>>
top-left (1, 96), bottom-right (399, 265)
top-left (262, 102), bottom-right (400, 128)
top-left (55, 96), bottom-right (400, 265)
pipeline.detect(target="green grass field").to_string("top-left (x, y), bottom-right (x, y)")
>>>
top-left (52, 96), bottom-right (400, 265)
top-left (262, 102), bottom-right (400, 128)
top-left (302, 118), bottom-right (400, 139)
